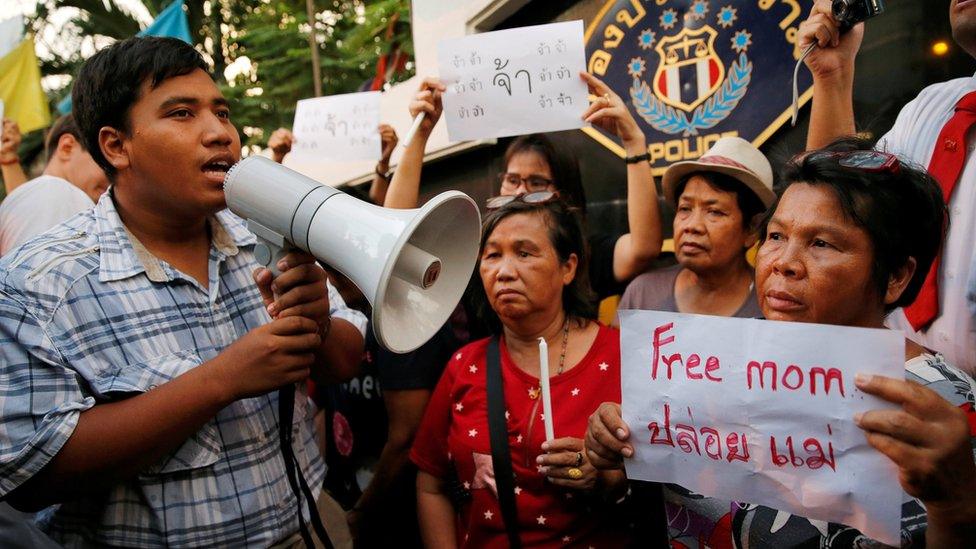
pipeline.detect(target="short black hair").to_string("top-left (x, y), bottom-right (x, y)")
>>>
top-left (673, 171), bottom-right (767, 229)
top-left (503, 134), bottom-right (587, 216)
top-left (44, 114), bottom-right (85, 161)
top-left (72, 36), bottom-right (210, 178)
top-left (760, 137), bottom-right (946, 311)
top-left (476, 199), bottom-right (597, 334)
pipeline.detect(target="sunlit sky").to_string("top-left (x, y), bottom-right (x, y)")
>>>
top-left (0, 0), bottom-right (152, 24)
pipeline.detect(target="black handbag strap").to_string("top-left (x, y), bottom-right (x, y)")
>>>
top-left (486, 336), bottom-right (522, 549)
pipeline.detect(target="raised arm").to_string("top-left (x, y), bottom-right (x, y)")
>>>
top-left (798, 0), bottom-right (864, 150)
top-left (268, 127), bottom-right (294, 164)
top-left (579, 72), bottom-right (662, 282)
top-left (1, 119), bottom-right (29, 194)
top-left (384, 77), bottom-right (445, 209)
top-left (368, 124), bottom-right (399, 205)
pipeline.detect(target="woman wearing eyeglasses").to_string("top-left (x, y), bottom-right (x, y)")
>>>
top-left (410, 197), bottom-right (631, 547)
top-left (385, 74), bottom-right (662, 299)
top-left (585, 138), bottom-right (976, 547)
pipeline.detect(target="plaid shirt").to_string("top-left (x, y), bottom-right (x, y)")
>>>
top-left (0, 193), bottom-right (366, 547)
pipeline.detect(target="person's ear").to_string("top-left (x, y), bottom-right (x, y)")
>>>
top-left (743, 229), bottom-right (759, 250)
top-left (99, 126), bottom-right (130, 172)
top-left (561, 252), bottom-right (579, 286)
top-left (742, 213), bottom-right (763, 249)
top-left (54, 133), bottom-right (76, 161)
top-left (885, 257), bottom-right (917, 306)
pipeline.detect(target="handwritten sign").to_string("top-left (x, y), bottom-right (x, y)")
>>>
top-left (437, 20), bottom-right (589, 142)
top-left (291, 91), bottom-right (381, 162)
top-left (619, 310), bottom-right (904, 545)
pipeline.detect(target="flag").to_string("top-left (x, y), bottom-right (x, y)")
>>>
top-left (137, 0), bottom-right (192, 43)
top-left (0, 38), bottom-right (51, 133)
top-left (57, 0), bottom-right (192, 114)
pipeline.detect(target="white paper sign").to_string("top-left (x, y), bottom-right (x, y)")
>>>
top-left (619, 310), bottom-right (904, 545)
top-left (437, 20), bottom-right (589, 141)
top-left (291, 91), bottom-right (381, 162)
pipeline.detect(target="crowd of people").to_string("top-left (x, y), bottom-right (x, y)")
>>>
top-left (0, 1), bottom-right (973, 547)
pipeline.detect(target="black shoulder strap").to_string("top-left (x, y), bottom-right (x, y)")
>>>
top-left (486, 336), bottom-right (522, 549)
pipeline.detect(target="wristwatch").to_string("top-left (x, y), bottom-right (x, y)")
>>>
top-left (375, 164), bottom-right (392, 181)
top-left (624, 152), bottom-right (651, 164)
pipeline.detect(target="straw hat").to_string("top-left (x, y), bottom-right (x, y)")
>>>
top-left (661, 136), bottom-right (775, 208)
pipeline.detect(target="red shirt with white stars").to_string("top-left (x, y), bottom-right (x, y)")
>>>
top-left (411, 323), bottom-right (628, 548)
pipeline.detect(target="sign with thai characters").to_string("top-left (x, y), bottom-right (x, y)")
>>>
top-left (291, 91), bottom-right (382, 162)
top-left (437, 20), bottom-right (590, 141)
top-left (619, 310), bottom-right (903, 545)
top-left (585, 0), bottom-right (815, 174)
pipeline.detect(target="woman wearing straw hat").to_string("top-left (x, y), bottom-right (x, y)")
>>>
top-left (617, 136), bottom-right (775, 319)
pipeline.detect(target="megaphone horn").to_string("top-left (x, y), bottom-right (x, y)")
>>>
top-left (224, 156), bottom-right (481, 353)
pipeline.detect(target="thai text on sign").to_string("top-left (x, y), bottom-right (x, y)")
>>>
top-left (437, 20), bottom-right (589, 142)
top-left (291, 91), bottom-right (381, 162)
top-left (619, 310), bottom-right (903, 545)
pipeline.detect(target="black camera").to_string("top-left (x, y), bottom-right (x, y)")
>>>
top-left (831, 0), bottom-right (885, 32)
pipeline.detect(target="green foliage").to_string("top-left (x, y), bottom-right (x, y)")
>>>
top-left (225, 0), bottom-right (414, 148)
top-left (21, 0), bottom-right (414, 162)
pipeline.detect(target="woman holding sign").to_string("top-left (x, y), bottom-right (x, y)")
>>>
top-left (585, 138), bottom-right (976, 547)
top-left (410, 198), bottom-right (631, 547)
top-left (385, 73), bottom-right (662, 299)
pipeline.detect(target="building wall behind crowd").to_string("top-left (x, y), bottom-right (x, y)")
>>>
top-left (351, 0), bottom-right (975, 242)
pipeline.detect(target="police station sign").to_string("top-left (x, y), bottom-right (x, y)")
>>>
top-left (584, 0), bottom-right (814, 174)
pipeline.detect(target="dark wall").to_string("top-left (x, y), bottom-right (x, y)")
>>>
top-left (356, 0), bottom-right (975, 242)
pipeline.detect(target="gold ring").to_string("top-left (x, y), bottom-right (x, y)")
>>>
top-left (568, 467), bottom-right (583, 480)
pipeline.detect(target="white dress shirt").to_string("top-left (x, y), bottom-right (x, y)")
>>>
top-left (879, 72), bottom-right (976, 374)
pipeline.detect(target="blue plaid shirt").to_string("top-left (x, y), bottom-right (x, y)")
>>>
top-left (0, 193), bottom-right (366, 547)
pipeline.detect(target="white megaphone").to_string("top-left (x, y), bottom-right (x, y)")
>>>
top-left (224, 156), bottom-right (481, 353)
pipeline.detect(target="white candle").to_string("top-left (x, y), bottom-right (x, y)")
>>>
top-left (538, 337), bottom-right (555, 442)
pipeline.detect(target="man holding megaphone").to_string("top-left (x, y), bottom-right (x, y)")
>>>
top-left (0, 37), bottom-right (369, 548)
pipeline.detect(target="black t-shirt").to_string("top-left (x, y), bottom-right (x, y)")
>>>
top-left (323, 322), bottom-right (460, 507)
top-left (372, 322), bottom-right (458, 391)
top-left (588, 231), bottom-right (625, 299)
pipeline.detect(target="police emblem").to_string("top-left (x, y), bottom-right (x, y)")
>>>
top-left (585, 0), bottom-right (814, 175)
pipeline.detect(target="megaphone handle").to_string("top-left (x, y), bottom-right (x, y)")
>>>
top-left (254, 237), bottom-right (294, 278)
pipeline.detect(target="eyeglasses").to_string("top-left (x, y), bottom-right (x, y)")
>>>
top-left (497, 172), bottom-right (554, 193)
top-left (805, 150), bottom-right (901, 173)
top-left (485, 191), bottom-right (561, 211)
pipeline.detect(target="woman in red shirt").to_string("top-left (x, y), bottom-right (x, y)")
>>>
top-left (411, 196), bottom-right (628, 547)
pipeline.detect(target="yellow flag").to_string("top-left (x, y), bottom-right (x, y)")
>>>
top-left (0, 38), bottom-right (50, 134)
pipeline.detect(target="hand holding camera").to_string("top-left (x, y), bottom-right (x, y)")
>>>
top-left (791, 0), bottom-right (883, 125)
top-left (798, 0), bottom-right (873, 79)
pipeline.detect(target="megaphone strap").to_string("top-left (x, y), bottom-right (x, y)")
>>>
top-left (279, 386), bottom-right (334, 549)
